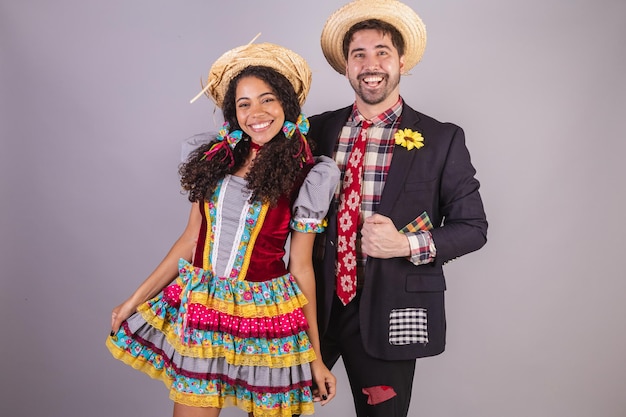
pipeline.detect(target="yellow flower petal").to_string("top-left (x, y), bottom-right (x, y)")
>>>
top-left (394, 129), bottom-right (424, 151)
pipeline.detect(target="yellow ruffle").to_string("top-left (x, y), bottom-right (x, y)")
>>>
top-left (106, 338), bottom-right (314, 417)
top-left (106, 337), bottom-right (173, 385)
top-left (170, 391), bottom-right (314, 417)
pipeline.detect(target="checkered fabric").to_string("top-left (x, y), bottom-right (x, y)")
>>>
top-left (388, 307), bottom-right (428, 345)
top-left (400, 211), bottom-right (436, 265)
top-left (333, 101), bottom-right (402, 227)
top-left (334, 101), bottom-right (402, 292)
top-left (399, 211), bottom-right (433, 234)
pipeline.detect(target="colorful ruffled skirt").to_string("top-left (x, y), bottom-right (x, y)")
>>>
top-left (106, 259), bottom-right (316, 417)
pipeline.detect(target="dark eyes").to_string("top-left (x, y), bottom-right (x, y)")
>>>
top-left (352, 50), bottom-right (389, 59)
top-left (237, 96), bottom-right (276, 108)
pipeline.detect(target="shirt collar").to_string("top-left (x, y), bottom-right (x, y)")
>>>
top-left (348, 97), bottom-right (404, 127)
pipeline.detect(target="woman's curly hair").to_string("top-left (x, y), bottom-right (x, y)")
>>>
top-left (179, 66), bottom-right (311, 206)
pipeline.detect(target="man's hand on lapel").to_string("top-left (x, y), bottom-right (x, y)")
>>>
top-left (361, 214), bottom-right (411, 259)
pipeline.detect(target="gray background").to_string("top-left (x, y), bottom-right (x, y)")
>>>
top-left (2, 0), bottom-right (625, 416)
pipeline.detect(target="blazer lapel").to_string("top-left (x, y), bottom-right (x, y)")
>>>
top-left (377, 106), bottom-right (422, 217)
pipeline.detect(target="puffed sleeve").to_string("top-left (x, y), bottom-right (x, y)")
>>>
top-left (290, 156), bottom-right (340, 233)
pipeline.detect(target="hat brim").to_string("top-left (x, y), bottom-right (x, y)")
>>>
top-left (203, 43), bottom-right (312, 108)
top-left (320, 0), bottom-right (427, 75)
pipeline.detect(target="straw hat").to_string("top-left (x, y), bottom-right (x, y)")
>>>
top-left (320, 0), bottom-right (427, 75)
top-left (191, 41), bottom-right (312, 108)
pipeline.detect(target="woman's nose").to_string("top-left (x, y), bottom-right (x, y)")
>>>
top-left (249, 101), bottom-right (264, 115)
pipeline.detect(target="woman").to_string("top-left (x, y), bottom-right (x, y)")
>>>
top-left (106, 42), bottom-right (339, 417)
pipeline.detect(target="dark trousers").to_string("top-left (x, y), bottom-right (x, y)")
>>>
top-left (321, 293), bottom-right (416, 417)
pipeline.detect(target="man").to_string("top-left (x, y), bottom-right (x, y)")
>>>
top-left (309, 1), bottom-right (488, 416)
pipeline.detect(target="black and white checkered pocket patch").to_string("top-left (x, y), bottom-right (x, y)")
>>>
top-left (388, 308), bottom-right (428, 345)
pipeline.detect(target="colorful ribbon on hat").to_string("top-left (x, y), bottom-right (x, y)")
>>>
top-left (282, 113), bottom-right (314, 166)
top-left (201, 122), bottom-right (244, 167)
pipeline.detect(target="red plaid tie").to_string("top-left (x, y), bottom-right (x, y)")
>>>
top-left (336, 120), bottom-right (371, 305)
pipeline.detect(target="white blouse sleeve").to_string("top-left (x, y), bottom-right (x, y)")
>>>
top-left (290, 156), bottom-right (340, 233)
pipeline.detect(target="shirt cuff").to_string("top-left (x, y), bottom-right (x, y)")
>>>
top-left (406, 230), bottom-right (436, 265)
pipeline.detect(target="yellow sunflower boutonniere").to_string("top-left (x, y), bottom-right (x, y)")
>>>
top-left (394, 128), bottom-right (424, 151)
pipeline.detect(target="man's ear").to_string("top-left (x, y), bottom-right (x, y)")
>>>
top-left (399, 55), bottom-right (406, 74)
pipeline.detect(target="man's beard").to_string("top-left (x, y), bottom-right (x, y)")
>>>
top-left (349, 71), bottom-right (401, 105)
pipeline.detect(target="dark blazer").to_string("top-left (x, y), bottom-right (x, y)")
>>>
top-left (309, 102), bottom-right (487, 360)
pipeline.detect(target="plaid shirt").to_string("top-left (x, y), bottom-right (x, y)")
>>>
top-left (333, 98), bottom-right (435, 286)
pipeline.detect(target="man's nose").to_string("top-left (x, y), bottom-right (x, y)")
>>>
top-left (363, 56), bottom-right (380, 71)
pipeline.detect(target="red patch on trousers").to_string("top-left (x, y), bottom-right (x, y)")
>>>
top-left (362, 385), bottom-right (397, 405)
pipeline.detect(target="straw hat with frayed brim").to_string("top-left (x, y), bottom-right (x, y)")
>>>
top-left (320, 0), bottom-right (427, 75)
top-left (190, 42), bottom-right (312, 108)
